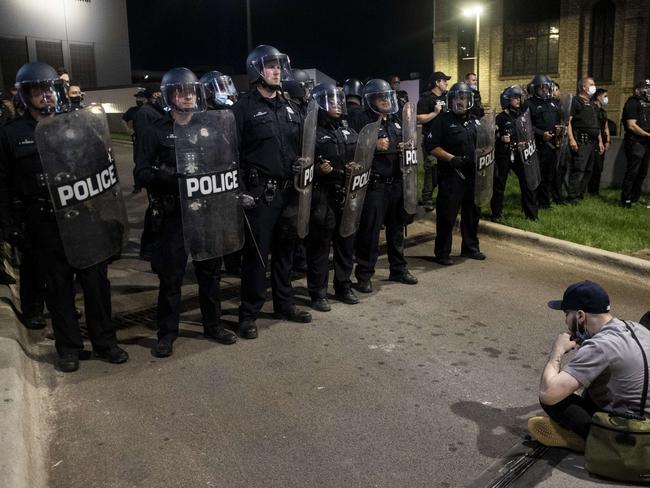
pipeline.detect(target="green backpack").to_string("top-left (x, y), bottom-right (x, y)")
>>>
top-left (585, 322), bottom-right (650, 483)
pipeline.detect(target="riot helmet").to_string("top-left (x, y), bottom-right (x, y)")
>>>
top-left (343, 78), bottom-right (363, 100)
top-left (246, 44), bottom-right (293, 89)
top-left (160, 67), bottom-right (206, 113)
top-left (200, 70), bottom-right (238, 108)
top-left (312, 83), bottom-right (347, 118)
top-left (446, 82), bottom-right (475, 115)
top-left (531, 74), bottom-right (553, 100)
top-left (15, 62), bottom-right (68, 114)
top-left (363, 79), bottom-right (399, 115)
top-left (500, 85), bottom-right (524, 111)
top-left (282, 68), bottom-right (314, 100)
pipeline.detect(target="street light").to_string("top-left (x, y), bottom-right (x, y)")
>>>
top-left (462, 4), bottom-right (484, 89)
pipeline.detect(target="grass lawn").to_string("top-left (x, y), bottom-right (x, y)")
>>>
top-left (110, 132), bottom-right (132, 143)
top-left (416, 163), bottom-right (650, 256)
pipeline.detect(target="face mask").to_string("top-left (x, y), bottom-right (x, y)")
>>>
top-left (601, 97), bottom-right (608, 105)
top-left (69, 96), bottom-right (82, 104)
top-left (468, 84), bottom-right (477, 90)
top-left (215, 95), bottom-right (233, 106)
top-left (587, 85), bottom-right (597, 96)
top-left (572, 316), bottom-right (591, 344)
top-left (136, 100), bottom-right (144, 107)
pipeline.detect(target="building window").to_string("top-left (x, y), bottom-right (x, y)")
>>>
top-left (70, 43), bottom-right (97, 89)
top-left (502, 0), bottom-right (560, 77)
top-left (589, 0), bottom-right (615, 82)
top-left (0, 37), bottom-right (28, 91)
top-left (35, 40), bottom-right (64, 70)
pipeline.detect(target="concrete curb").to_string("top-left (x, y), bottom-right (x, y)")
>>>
top-left (478, 219), bottom-right (650, 282)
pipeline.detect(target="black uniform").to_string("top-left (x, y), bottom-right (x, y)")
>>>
top-left (306, 115), bottom-right (358, 299)
top-left (588, 104), bottom-right (609, 195)
top-left (490, 109), bottom-right (538, 220)
top-left (232, 89), bottom-right (303, 321)
top-left (525, 96), bottom-right (562, 206)
top-left (470, 89), bottom-right (486, 119)
top-left (621, 96), bottom-right (650, 205)
top-left (0, 112), bottom-right (118, 356)
top-left (133, 101), bottom-right (165, 258)
top-left (135, 113), bottom-right (224, 340)
top-left (348, 108), bottom-right (408, 283)
top-left (568, 96), bottom-right (600, 201)
top-left (417, 91), bottom-right (446, 206)
top-left (424, 111), bottom-right (481, 259)
top-left (122, 105), bottom-right (140, 133)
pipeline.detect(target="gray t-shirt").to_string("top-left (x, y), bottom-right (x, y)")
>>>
top-left (564, 318), bottom-right (650, 416)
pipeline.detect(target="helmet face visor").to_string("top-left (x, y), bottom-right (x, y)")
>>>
top-left (448, 91), bottom-right (475, 114)
top-left (314, 86), bottom-right (347, 116)
top-left (203, 74), bottom-right (238, 106)
top-left (364, 90), bottom-right (399, 115)
top-left (161, 82), bottom-right (207, 113)
top-left (255, 54), bottom-right (293, 86)
top-left (534, 81), bottom-right (553, 100)
top-left (17, 79), bottom-right (68, 114)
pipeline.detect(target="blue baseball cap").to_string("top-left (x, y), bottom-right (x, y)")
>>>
top-left (548, 280), bottom-right (611, 314)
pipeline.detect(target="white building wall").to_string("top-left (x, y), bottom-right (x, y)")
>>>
top-left (0, 0), bottom-right (131, 87)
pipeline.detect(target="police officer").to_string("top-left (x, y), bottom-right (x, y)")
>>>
top-left (567, 77), bottom-right (604, 204)
top-left (121, 88), bottom-right (146, 141)
top-left (283, 68), bottom-right (313, 113)
top-left (417, 71), bottom-right (451, 211)
top-left (490, 85), bottom-right (538, 221)
top-left (525, 74), bottom-right (562, 207)
top-left (0, 62), bottom-right (128, 371)
top-left (343, 78), bottom-right (364, 119)
top-left (232, 45), bottom-right (312, 340)
top-left (67, 81), bottom-right (84, 111)
top-left (306, 83), bottom-right (360, 311)
top-left (135, 67), bottom-right (237, 357)
top-left (389, 75), bottom-right (409, 112)
top-left (464, 72), bottom-right (485, 118)
top-left (620, 79), bottom-right (650, 208)
top-left (424, 82), bottom-right (484, 265)
top-left (348, 79), bottom-right (417, 292)
top-left (0, 90), bottom-right (15, 126)
top-left (200, 70), bottom-right (242, 276)
top-left (588, 88), bottom-right (610, 195)
top-left (134, 84), bottom-right (166, 260)
top-left (282, 68), bottom-right (313, 274)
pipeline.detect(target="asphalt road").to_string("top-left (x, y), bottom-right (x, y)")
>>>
top-left (36, 142), bottom-right (649, 488)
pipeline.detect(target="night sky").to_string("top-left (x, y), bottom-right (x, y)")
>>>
top-left (126, 0), bottom-right (434, 83)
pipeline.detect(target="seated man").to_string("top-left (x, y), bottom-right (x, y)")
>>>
top-left (528, 280), bottom-right (650, 451)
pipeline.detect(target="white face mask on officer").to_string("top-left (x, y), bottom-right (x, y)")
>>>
top-left (587, 85), bottom-right (597, 96)
top-left (601, 96), bottom-right (609, 105)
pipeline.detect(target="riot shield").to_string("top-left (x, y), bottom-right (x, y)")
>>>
top-left (339, 118), bottom-right (381, 238)
top-left (175, 110), bottom-right (244, 261)
top-left (35, 105), bottom-right (128, 269)
top-left (515, 109), bottom-right (541, 191)
top-left (474, 112), bottom-right (496, 207)
top-left (400, 101), bottom-right (418, 215)
top-left (293, 99), bottom-right (318, 239)
top-left (556, 93), bottom-right (573, 171)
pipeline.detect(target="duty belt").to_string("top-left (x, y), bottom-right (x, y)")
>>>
top-left (576, 132), bottom-right (596, 143)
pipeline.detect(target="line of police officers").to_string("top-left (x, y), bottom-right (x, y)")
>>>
top-left (1, 47), bottom-right (648, 372)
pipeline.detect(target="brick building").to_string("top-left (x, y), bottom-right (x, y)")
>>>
top-left (432, 0), bottom-right (650, 131)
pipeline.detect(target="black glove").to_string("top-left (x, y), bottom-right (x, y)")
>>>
top-left (238, 192), bottom-right (257, 210)
top-left (3, 226), bottom-right (25, 248)
top-left (449, 155), bottom-right (469, 169)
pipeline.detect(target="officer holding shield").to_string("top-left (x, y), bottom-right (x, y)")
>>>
top-left (525, 75), bottom-right (563, 207)
top-left (232, 45), bottom-right (313, 340)
top-left (306, 83), bottom-right (360, 312)
top-left (490, 85), bottom-right (539, 221)
top-left (424, 82), bottom-right (484, 266)
top-left (135, 67), bottom-right (238, 358)
top-left (348, 79), bottom-right (417, 293)
top-left (0, 62), bottom-right (128, 372)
